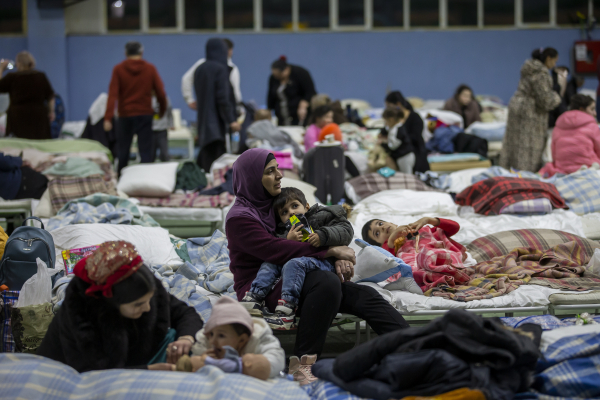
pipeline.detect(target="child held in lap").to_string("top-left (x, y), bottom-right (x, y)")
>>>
top-left (178, 296), bottom-right (285, 380)
top-left (241, 187), bottom-right (353, 329)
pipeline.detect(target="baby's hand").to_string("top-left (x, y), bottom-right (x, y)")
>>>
top-left (307, 232), bottom-right (321, 247)
top-left (287, 224), bottom-right (304, 242)
top-left (190, 354), bottom-right (208, 372)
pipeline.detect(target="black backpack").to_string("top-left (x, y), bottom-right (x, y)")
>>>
top-left (0, 217), bottom-right (56, 291)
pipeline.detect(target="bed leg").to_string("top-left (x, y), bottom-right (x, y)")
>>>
top-left (505, 312), bottom-right (514, 317)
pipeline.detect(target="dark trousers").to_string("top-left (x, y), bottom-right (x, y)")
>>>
top-left (294, 270), bottom-right (409, 357)
top-left (152, 130), bottom-right (170, 162)
top-left (197, 140), bottom-right (226, 172)
top-left (116, 115), bottom-right (154, 175)
top-left (14, 167), bottom-right (48, 200)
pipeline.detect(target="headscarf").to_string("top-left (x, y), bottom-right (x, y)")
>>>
top-left (73, 241), bottom-right (144, 299)
top-left (226, 149), bottom-right (277, 234)
top-left (205, 38), bottom-right (228, 66)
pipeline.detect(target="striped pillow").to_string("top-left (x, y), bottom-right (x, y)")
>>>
top-left (466, 229), bottom-right (600, 264)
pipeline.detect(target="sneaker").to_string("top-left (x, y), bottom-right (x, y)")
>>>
top-left (240, 292), bottom-right (265, 317)
top-left (264, 300), bottom-right (296, 330)
top-left (289, 355), bottom-right (318, 385)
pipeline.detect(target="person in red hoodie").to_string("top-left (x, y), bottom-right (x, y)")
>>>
top-left (104, 42), bottom-right (167, 174)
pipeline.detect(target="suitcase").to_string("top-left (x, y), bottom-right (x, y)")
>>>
top-left (303, 145), bottom-right (345, 204)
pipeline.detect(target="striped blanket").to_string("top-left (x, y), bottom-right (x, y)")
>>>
top-left (456, 177), bottom-right (566, 216)
top-left (427, 241), bottom-right (592, 302)
top-left (0, 354), bottom-right (309, 400)
top-left (48, 175), bottom-right (118, 212)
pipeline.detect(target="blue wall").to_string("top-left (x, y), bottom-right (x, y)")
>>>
top-left (3, 27), bottom-right (596, 122)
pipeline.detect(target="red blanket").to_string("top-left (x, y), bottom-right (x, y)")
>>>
top-left (455, 177), bottom-right (566, 216)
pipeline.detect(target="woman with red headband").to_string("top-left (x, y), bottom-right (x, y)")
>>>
top-left (37, 241), bottom-right (203, 372)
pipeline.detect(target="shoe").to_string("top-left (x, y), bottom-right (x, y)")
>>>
top-left (289, 355), bottom-right (318, 385)
top-left (240, 292), bottom-right (265, 317)
top-left (264, 300), bottom-right (296, 330)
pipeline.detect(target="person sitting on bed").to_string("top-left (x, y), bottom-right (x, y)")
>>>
top-left (241, 187), bottom-right (353, 328)
top-left (37, 241), bottom-right (203, 372)
top-left (379, 107), bottom-right (416, 174)
top-left (177, 296), bottom-right (285, 380)
top-left (362, 217), bottom-right (471, 292)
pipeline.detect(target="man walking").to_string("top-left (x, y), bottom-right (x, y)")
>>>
top-left (104, 41), bottom-right (167, 174)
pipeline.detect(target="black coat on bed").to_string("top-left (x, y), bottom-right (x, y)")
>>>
top-left (37, 276), bottom-right (203, 372)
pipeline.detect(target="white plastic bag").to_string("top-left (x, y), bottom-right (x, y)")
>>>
top-left (585, 248), bottom-right (600, 277)
top-left (15, 258), bottom-right (57, 307)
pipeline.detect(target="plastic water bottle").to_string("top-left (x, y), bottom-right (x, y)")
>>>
top-left (231, 132), bottom-right (240, 153)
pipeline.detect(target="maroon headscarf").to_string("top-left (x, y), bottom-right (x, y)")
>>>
top-left (226, 149), bottom-right (277, 234)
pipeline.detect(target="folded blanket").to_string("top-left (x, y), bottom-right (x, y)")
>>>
top-left (48, 175), bottom-right (118, 212)
top-left (456, 177), bottom-right (566, 216)
top-left (554, 168), bottom-right (600, 215)
top-left (346, 172), bottom-right (441, 203)
top-left (42, 157), bottom-right (104, 177)
top-left (47, 193), bottom-right (159, 230)
top-left (528, 277), bottom-right (600, 291)
top-left (500, 198), bottom-right (553, 215)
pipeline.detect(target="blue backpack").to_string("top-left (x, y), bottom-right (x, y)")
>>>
top-left (0, 217), bottom-right (56, 291)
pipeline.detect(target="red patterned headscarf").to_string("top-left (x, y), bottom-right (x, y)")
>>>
top-left (73, 241), bottom-right (143, 298)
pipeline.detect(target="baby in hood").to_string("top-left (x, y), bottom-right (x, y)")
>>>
top-left (177, 296), bottom-right (285, 380)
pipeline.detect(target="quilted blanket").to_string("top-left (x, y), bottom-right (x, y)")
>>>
top-left (456, 177), bottom-right (566, 216)
top-left (554, 168), bottom-right (600, 215)
top-left (47, 193), bottom-right (159, 231)
top-left (0, 354), bottom-right (309, 400)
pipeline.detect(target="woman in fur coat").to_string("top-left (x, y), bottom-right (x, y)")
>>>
top-left (500, 48), bottom-right (561, 172)
top-left (37, 241), bottom-right (203, 372)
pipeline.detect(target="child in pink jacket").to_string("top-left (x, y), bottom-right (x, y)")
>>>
top-left (304, 105), bottom-right (333, 152)
top-left (539, 94), bottom-right (600, 177)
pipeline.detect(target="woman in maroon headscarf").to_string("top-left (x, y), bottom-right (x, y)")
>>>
top-left (226, 149), bottom-right (409, 383)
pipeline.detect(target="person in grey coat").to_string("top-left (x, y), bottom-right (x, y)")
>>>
top-left (194, 38), bottom-right (240, 172)
top-left (241, 186), bottom-right (353, 330)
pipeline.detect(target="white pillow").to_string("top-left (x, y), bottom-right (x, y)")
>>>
top-left (117, 162), bottom-right (179, 197)
top-left (50, 224), bottom-right (183, 270)
top-left (33, 188), bottom-right (54, 218)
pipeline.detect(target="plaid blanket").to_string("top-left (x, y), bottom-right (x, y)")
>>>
top-left (48, 175), bottom-right (118, 212)
top-left (500, 198), bottom-right (553, 215)
top-left (466, 229), bottom-right (599, 264)
top-left (554, 168), bottom-right (600, 215)
top-left (47, 193), bottom-right (159, 231)
top-left (346, 172), bottom-right (441, 202)
top-left (528, 277), bottom-right (600, 291)
top-left (0, 290), bottom-right (19, 353)
top-left (0, 354), bottom-right (309, 400)
top-left (388, 226), bottom-right (469, 292)
top-left (428, 241), bottom-right (592, 302)
top-left (530, 332), bottom-right (600, 399)
top-left (501, 315), bottom-right (569, 330)
top-left (456, 177), bottom-right (566, 216)
top-left (471, 166), bottom-right (550, 185)
top-left (303, 380), bottom-right (367, 400)
top-left (137, 166), bottom-right (234, 209)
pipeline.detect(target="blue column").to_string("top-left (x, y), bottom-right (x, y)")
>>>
top-left (27, 0), bottom-right (69, 119)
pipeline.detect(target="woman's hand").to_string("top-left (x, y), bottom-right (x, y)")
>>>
top-left (148, 363), bottom-right (175, 371)
top-left (230, 121), bottom-right (241, 132)
top-left (335, 259), bottom-right (354, 282)
top-left (326, 246), bottom-right (356, 264)
top-left (166, 339), bottom-right (193, 364)
top-left (307, 232), bottom-right (321, 247)
top-left (287, 224), bottom-right (304, 241)
top-left (407, 217), bottom-right (439, 234)
top-left (104, 120), bottom-right (113, 132)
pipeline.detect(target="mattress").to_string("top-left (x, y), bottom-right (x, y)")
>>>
top-left (139, 206), bottom-right (222, 222)
top-left (361, 282), bottom-right (590, 313)
top-left (350, 190), bottom-right (587, 245)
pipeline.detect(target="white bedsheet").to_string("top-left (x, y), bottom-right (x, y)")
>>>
top-left (350, 189), bottom-right (586, 245)
top-left (360, 282), bottom-right (588, 313)
top-left (50, 224), bottom-right (183, 270)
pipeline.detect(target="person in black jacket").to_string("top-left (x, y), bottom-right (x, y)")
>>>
top-left (267, 56), bottom-right (316, 126)
top-left (194, 38), bottom-right (240, 172)
top-left (379, 107), bottom-right (415, 173)
top-left (37, 241), bottom-right (203, 373)
top-left (385, 91), bottom-right (429, 172)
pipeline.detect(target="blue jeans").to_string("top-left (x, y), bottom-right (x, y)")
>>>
top-left (250, 257), bottom-right (334, 307)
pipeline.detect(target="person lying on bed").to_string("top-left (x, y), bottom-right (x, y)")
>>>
top-left (37, 241), bottom-right (203, 372)
top-left (176, 296), bottom-right (285, 381)
top-left (362, 217), bottom-right (471, 292)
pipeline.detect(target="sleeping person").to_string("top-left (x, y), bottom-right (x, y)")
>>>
top-left (241, 187), bottom-right (353, 329)
top-left (362, 217), bottom-right (474, 292)
top-left (179, 296), bottom-right (285, 380)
